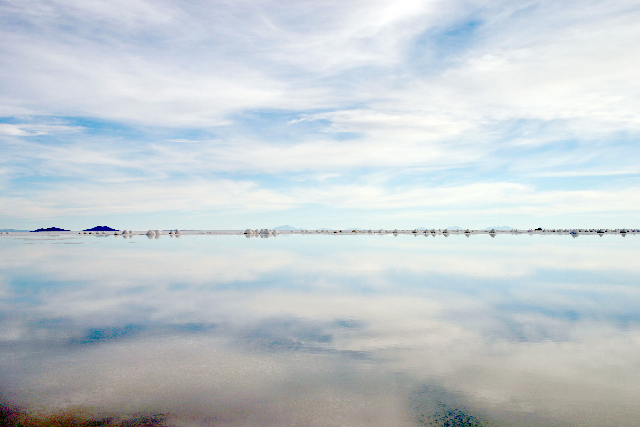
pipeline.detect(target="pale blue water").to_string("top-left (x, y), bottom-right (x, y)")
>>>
top-left (0, 233), bottom-right (639, 426)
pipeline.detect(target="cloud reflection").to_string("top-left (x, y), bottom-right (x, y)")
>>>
top-left (0, 234), bottom-right (639, 426)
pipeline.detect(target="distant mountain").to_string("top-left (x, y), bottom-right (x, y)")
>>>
top-left (484, 226), bottom-right (514, 230)
top-left (446, 226), bottom-right (462, 230)
top-left (0, 229), bottom-right (29, 232)
top-left (31, 227), bottom-right (70, 232)
top-left (84, 226), bottom-right (118, 231)
top-left (272, 225), bottom-right (302, 230)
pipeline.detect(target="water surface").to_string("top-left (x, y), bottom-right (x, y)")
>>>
top-left (1, 233), bottom-right (639, 426)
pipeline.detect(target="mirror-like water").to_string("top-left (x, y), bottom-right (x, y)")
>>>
top-left (1, 233), bottom-right (639, 426)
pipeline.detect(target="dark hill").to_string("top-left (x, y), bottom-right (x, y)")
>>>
top-left (84, 226), bottom-right (118, 231)
top-left (31, 227), bottom-right (70, 232)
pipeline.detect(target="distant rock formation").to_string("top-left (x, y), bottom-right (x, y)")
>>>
top-left (84, 226), bottom-right (118, 232)
top-left (31, 227), bottom-right (70, 232)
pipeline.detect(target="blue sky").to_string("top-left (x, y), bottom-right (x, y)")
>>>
top-left (1, 0), bottom-right (639, 230)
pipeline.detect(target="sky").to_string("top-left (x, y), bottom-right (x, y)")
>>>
top-left (0, 0), bottom-right (639, 230)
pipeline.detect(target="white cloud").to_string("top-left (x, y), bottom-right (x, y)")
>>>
top-left (0, 179), bottom-right (297, 218)
top-left (0, 124), bottom-right (31, 136)
top-left (0, 0), bottom-right (440, 126)
top-left (0, 123), bottom-right (79, 136)
top-left (2, 0), bottom-right (635, 131)
top-left (421, 0), bottom-right (640, 129)
top-left (1, 163), bottom-right (638, 219)
top-left (285, 182), bottom-right (640, 216)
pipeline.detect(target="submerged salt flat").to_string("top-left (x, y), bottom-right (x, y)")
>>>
top-left (0, 233), bottom-right (639, 426)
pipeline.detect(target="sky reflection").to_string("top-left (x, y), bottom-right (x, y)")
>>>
top-left (1, 234), bottom-right (639, 426)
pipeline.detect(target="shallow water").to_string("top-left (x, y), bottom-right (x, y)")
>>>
top-left (0, 233), bottom-right (639, 426)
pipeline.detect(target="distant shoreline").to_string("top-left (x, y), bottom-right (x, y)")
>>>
top-left (1, 228), bottom-right (637, 237)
